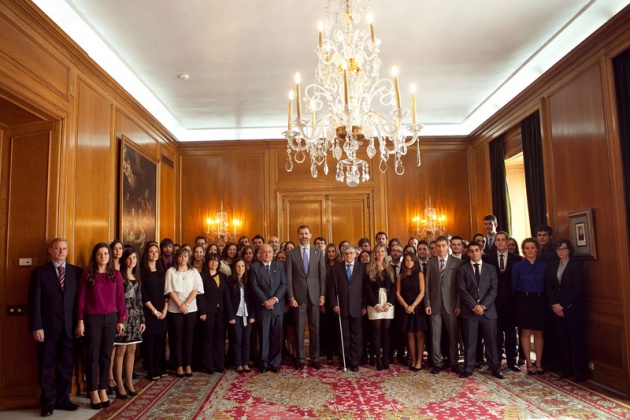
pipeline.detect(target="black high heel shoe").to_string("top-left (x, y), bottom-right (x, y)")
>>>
top-left (125, 385), bottom-right (139, 396)
top-left (107, 379), bottom-right (116, 395)
top-left (115, 386), bottom-right (129, 400)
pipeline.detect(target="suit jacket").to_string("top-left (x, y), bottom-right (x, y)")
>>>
top-left (250, 261), bottom-right (287, 316)
top-left (28, 261), bottom-right (81, 338)
top-left (545, 258), bottom-right (584, 311)
top-left (197, 270), bottom-right (227, 315)
top-left (424, 255), bottom-right (462, 315)
top-left (286, 246), bottom-right (326, 305)
top-left (328, 261), bottom-right (364, 318)
top-left (224, 276), bottom-right (254, 321)
top-left (457, 261), bottom-right (498, 319)
top-left (483, 250), bottom-right (519, 315)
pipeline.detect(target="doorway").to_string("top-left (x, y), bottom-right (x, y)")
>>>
top-left (505, 152), bottom-right (530, 248)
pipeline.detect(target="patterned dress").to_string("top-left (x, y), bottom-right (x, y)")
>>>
top-left (114, 278), bottom-right (145, 345)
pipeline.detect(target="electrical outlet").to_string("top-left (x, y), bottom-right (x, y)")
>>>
top-left (588, 362), bottom-right (594, 370)
top-left (18, 258), bottom-right (33, 266)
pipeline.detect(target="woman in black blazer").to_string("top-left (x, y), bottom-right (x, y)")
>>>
top-left (197, 252), bottom-right (227, 373)
top-left (224, 258), bottom-right (255, 372)
top-left (545, 239), bottom-right (588, 381)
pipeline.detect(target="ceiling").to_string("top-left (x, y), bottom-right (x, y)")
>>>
top-left (33, 0), bottom-right (629, 141)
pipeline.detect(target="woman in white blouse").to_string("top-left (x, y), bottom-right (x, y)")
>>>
top-left (164, 247), bottom-right (204, 377)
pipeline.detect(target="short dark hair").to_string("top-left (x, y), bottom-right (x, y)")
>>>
top-left (468, 242), bottom-right (482, 252)
top-left (556, 239), bottom-right (574, 254)
top-left (375, 231), bottom-right (387, 240)
top-left (297, 225), bottom-right (311, 233)
top-left (358, 237), bottom-right (370, 246)
top-left (435, 235), bottom-right (449, 245)
top-left (450, 235), bottom-right (463, 242)
top-left (484, 214), bottom-right (497, 223)
top-left (252, 234), bottom-right (264, 242)
top-left (160, 238), bottom-right (174, 249)
top-left (314, 236), bottom-right (326, 244)
top-left (536, 224), bottom-right (553, 236)
top-left (418, 240), bottom-right (429, 247)
top-left (495, 231), bottom-right (509, 240)
top-left (195, 235), bottom-right (206, 243)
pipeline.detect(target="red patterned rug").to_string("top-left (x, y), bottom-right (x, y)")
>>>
top-left (93, 364), bottom-right (630, 419)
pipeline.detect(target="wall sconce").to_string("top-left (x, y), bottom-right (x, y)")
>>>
top-left (206, 201), bottom-right (240, 245)
top-left (412, 196), bottom-right (446, 240)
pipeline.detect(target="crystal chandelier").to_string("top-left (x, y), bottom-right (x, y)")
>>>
top-left (412, 197), bottom-right (446, 240)
top-left (205, 201), bottom-right (240, 245)
top-left (283, 0), bottom-right (423, 187)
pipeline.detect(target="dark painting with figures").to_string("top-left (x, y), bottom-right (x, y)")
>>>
top-left (120, 135), bottom-right (158, 253)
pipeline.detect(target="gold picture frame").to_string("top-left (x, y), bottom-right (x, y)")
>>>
top-left (568, 208), bottom-right (596, 259)
top-left (119, 135), bottom-right (159, 253)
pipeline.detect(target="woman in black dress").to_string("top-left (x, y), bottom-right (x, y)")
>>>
top-left (140, 242), bottom-right (168, 381)
top-left (197, 252), bottom-right (227, 373)
top-left (396, 252), bottom-right (426, 371)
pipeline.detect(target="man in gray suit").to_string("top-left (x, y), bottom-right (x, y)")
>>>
top-left (424, 235), bottom-right (462, 374)
top-left (457, 242), bottom-right (503, 379)
top-left (286, 225), bottom-right (326, 369)
top-left (250, 244), bottom-right (287, 373)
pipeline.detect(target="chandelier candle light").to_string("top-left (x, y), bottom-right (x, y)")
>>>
top-left (206, 201), bottom-right (240, 245)
top-left (283, 0), bottom-right (423, 187)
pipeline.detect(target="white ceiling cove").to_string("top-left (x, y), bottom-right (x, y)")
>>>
top-left (34, 0), bottom-right (630, 141)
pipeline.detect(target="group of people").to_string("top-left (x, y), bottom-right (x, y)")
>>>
top-left (27, 215), bottom-right (588, 417)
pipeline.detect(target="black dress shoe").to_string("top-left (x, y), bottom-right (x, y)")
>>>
top-left (492, 371), bottom-right (505, 379)
top-left (460, 371), bottom-right (472, 378)
top-left (295, 362), bottom-right (305, 370)
top-left (271, 366), bottom-right (280, 373)
top-left (311, 362), bottom-right (321, 369)
top-left (451, 365), bottom-right (462, 375)
top-left (55, 400), bottom-right (79, 411)
top-left (351, 366), bottom-right (359, 372)
top-left (90, 402), bottom-right (102, 410)
top-left (260, 367), bottom-right (268, 373)
top-left (508, 365), bottom-right (521, 372)
top-left (41, 406), bottom-right (54, 417)
top-left (430, 367), bottom-right (441, 375)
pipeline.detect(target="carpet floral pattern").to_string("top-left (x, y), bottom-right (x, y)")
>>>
top-left (93, 365), bottom-right (630, 419)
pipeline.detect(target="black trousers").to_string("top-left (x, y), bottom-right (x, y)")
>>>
top-left (230, 316), bottom-right (252, 366)
top-left (552, 309), bottom-right (588, 377)
top-left (497, 314), bottom-right (518, 366)
top-left (142, 332), bottom-right (166, 377)
top-left (338, 315), bottom-right (363, 368)
top-left (84, 313), bottom-right (117, 391)
top-left (200, 311), bottom-right (225, 371)
top-left (37, 332), bottom-right (75, 407)
top-left (168, 312), bottom-right (197, 368)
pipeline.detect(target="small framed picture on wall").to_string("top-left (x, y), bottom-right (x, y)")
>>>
top-left (568, 208), bottom-right (596, 259)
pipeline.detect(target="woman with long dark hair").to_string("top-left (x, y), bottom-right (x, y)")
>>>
top-left (197, 252), bottom-right (227, 374)
top-left (322, 243), bottom-right (341, 364)
top-left (221, 242), bottom-right (238, 272)
top-left (110, 240), bottom-right (124, 271)
top-left (365, 244), bottom-right (395, 370)
top-left (164, 247), bottom-right (204, 377)
top-left (76, 243), bottom-right (126, 409)
top-left (396, 252), bottom-right (426, 371)
top-left (113, 247), bottom-right (145, 398)
top-left (191, 244), bottom-right (205, 273)
top-left (140, 242), bottom-right (168, 381)
top-left (225, 258), bottom-right (255, 373)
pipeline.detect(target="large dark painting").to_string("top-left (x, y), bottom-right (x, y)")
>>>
top-left (120, 135), bottom-right (158, 253)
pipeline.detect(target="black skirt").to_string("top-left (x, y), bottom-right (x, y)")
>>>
top-left (516, 292), bottom-right (546, 331)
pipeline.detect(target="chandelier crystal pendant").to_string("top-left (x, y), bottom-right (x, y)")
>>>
top-left (283, 0), bottom-right (423, 187)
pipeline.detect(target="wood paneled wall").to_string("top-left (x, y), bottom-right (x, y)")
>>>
top-left (470, 5), bottom-right (630, 395)
top-left (0, 0), bottom-right (179, 409)
top-left (179, 137), bottom-right (472, 247)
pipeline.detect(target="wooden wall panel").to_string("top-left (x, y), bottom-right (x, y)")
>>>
top-left (180, 153), bottom-right (266, 244)
top-left (469, 140), bottom-right (492, 235)
top-left (385, 141), bottom-right (472, 242)
top-left (73, 80), bottom-right (113, 265)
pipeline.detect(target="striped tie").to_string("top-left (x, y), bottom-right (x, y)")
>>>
top-left (58, 265), bottom-right (65, 290)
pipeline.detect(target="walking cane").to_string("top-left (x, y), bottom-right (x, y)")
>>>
top-left (337, 290), bottom-right (347, 372)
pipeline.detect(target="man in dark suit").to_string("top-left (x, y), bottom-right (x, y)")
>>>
top-left (483, 231), bottom-right (521, 371)
top-left (329, 245), bottom-right (366, 371)
top-left (424, 236), bottom-right (462, 374)
top-left (286, 225), bottom-right (326, 369)
top-left (250, 244), bottom-right (287, 373)
top-left (483, 214), bottom-right (498, 254)
top-left (457, 242), bottom-right (503, 379)
top-left (546, 239), bottom-right (588, 381)
top-left (27, 238), bottom-right (82, 417)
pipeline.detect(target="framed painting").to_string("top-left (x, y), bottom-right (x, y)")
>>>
top-left (120, 135), bottom-right (158, 253)
top-left (568, 208), bottom-right (596, 259)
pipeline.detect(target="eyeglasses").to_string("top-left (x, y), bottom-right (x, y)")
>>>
top-left (556, 247), bottom-right (569, 251)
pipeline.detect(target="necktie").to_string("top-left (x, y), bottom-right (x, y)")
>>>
top-left (473, 263), bottom-right (481, 283)
top-left (439, 259), bottom-right (445, 272)
top-left (58, 265), bottom-right (65, 290)
top-left (303, 247), bottom-right (309, 274)
top-left (422, 262), bottom-right (427, 273)
top-left (499, 254), bottom-right (505, 271)
top-left (346, 264), bottom-right (352, 281)
top-left (265, 264), bottom-right (270, 273)
top-left (487, 236), bottom-right (493, 249)
top-left (393, 264), bottom-right (399, 277)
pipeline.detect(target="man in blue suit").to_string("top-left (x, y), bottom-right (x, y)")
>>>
top-left (457, 242), bottom-right (504, 379)
top-left (250, 244), bottom-right (287, 373)
top-left (28, 238), bottom-right (82, 417)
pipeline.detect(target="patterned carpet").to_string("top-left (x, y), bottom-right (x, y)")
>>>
top-left (92, 364), bottom-right (630, 419)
